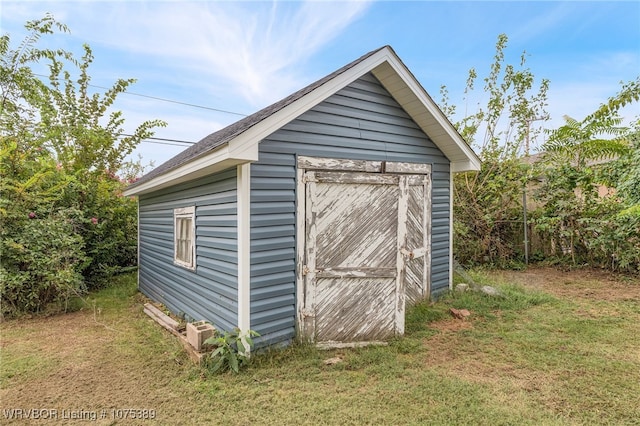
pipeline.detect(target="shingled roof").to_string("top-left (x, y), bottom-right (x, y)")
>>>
top-left (124, 45), bottom-right (480, 196)
top-left (126, 47), bottom-right (386, 191)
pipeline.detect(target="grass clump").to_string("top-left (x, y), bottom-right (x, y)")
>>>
top-left (2, 268), bottom-right (639, 425)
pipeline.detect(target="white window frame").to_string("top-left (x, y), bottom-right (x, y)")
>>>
top-left (174, 206), bottom-right (196, 270)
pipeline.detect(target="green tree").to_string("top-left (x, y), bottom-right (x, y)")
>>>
top-left (440, 34), bottom-right (550, 265)
top-left (1, 15), bottom-right (165, 317)
top-left (615, 125), bottom-right (640, 206)
top-left (534, 78), bottom-right (640, 271)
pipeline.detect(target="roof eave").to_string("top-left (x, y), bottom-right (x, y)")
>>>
top-left (124, 49), bottom-right (395, 197)
top-left (451, 159), bottom-right (482, 172)
top-left (122, 143), bottom-right (259, 196)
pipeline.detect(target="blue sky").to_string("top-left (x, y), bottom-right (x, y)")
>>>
top-left (2, 1), bottom-right (639, 167)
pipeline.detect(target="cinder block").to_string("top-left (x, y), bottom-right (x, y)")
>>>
top-left (186, 321), bottom-right (216, 351)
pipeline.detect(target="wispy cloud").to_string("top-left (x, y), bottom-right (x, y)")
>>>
top-left (4, 0), bottom-right (637, 165)
top-left (2, 0), bottom-right (371, 164)
top-left (40, 1), bottom-right (370, 107)
top-left (508, 3), bottom-right (572, 46)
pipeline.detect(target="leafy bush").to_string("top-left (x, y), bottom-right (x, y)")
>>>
top-left (533, 87), bottom-right (640, 273)
top-left (204, 328), bottom-right (260, 374)
top-left (63, 171), bottom-right (139, 288)
top-left (579, 205), bottom-right (640, 273)
top-left (454, 158), bottom-right (528, 265)
top-left (0, 206), bottom-right (87, 317)
top-left (0, 15), bottom-right (163, 317)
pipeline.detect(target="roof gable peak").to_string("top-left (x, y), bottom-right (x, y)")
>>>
top-left (125, 46), bottom-right (480, 196)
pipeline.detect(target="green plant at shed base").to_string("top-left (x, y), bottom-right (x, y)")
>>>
top-left (204, 328), bottom-right (260, 374)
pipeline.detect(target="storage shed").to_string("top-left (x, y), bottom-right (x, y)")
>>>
top-left (124, 46), bottom-right (481, 347)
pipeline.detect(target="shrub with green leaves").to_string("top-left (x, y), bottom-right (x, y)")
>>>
top-left (0, 209), bottom-right (87, 317)
top-left (63, 170), bottom-right (139, 288)
top-left (440, 34), bottom-right (549, 266)
top-left (0, 15), bottom-right (164, 316)
top-left (533, 83), bottom-right (640, 273)
top-left (204, 328), bottom-right (260, 374)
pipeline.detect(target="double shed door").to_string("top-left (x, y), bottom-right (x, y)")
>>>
top-left (297, 157), bottom-right (431, 344)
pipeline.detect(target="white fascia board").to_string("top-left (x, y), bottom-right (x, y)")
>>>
top-left (452, 160), bottom-right (482, 173)
top-left (372, 56), bottom-right (481, 173)
top-left (122, 144), bottom-right (259, 196)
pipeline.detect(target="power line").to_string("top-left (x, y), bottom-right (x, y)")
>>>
top-left (31, 74), bottom-right (242, 148)
top-left (120, 134), bottom-right (196, 146)
top-left (33, 73), bottom-right (249, 117)
top-left (141, 139), bottom-right (193, 147)
top-left (92, 83), bottom-right (248, 117)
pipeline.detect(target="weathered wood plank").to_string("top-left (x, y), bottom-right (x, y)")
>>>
top-left (297, 156), bottom-right (382, 172)
top-left (314, 277), bottom-right (396, 342)
top-left (385, 162), bottom-right (432, 175)
top-left (405, 180), bottom-right (427, 305)
top-left (395, 175), bottom-right (409, 335)
top-left (424, 173), bottom-right (432, 297)
top-left (316, 267), bottom-right (397, 278)
top-left (295, 166), bottom-right (306, 338)
top-left (407, 175), bottom-right (426, 185)
top-left (314, 182), bottom-right (398, 269)
top-left (316, 341), bottom-right (389, 350)
top-left (144, 303), bottom-right (180, 330)
top-left (312, 172), bottom-right (399, 185)
top-left (303, 171), bottom-right (318, 339)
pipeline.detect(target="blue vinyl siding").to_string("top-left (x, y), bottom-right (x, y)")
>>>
top-left (249, 73), bottom-right (451, 345)
top-left (137, 72), bottom-right (453, 347)
top-left (138, 169), bottom-right (239, 331)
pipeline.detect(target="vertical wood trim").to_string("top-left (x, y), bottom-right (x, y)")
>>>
top-left (395, 175), bottom-right (409, 334)
top-left (449, 168), bottom-right (454, 290)
top-left (237, 163), bottom-right (251, 334)
top-left (304, 171), bottom-right (318, 341)
top-left (424, 173), bottom-right (432, 297)
top-left (295, 165), bottom-right (306, 339)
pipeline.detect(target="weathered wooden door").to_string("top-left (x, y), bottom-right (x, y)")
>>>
top-left (297, 157), bottom-right (431, 345)
top-left (404, 176), bottom-right (431, 306)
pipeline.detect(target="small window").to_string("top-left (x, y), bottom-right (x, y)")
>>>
top-left (174, 206), bottom-right (195, 270)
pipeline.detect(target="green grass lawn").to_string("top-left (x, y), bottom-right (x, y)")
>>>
top-left (1, 268), bottom-right (639, 425)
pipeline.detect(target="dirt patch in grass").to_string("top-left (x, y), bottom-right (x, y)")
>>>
top-left (0, 282), bottom-right (200, 424)
top-left (428, 318), bottom-right (474, 332)
top-left (1, 268), bottom-right (639, 425)
top-left (486, 266), bottom-right (640, 301)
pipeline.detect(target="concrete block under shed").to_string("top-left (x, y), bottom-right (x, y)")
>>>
top-left (186, 321), bottom-right (216, 351)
